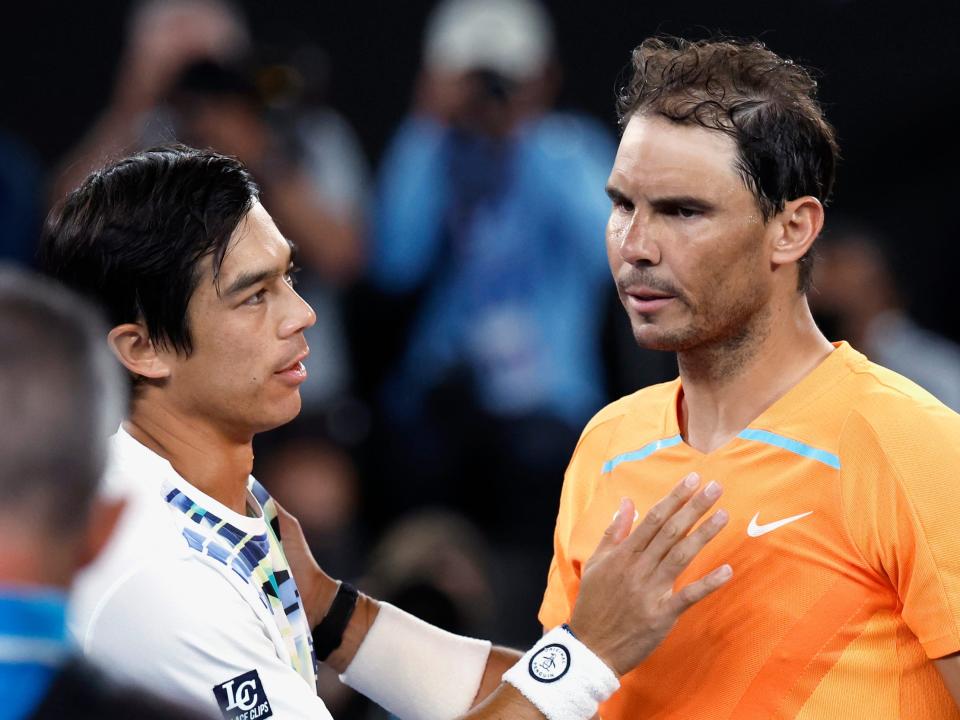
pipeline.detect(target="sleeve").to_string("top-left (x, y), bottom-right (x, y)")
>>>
top-left (538, 418), bottom-right (616, 631)
top-left (839, 404), bottom-right (960, 659)
top-left (81, 559), bottom-right (333, 720)
top-left (369, 117), bottom-right (451, 293)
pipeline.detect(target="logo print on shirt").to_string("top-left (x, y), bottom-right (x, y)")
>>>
top-left (213, 669), bottom-right (273, 720)
top-left (747, 511), bottom-right (813, 538)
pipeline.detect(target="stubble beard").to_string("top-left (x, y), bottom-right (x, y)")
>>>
top-left (631, 281), bottom-right (772, 385)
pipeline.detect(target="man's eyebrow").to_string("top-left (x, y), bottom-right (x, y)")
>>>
top-left (222, 268), bottom-right (282, 297)
top-left (650, 195), bottom-right (715, 211)
top-left (220, 241), bottom-right (296, 298)
top-left (605, 185), bottom-right (630, 203)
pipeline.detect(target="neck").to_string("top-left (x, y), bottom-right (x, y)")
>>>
top-left (677, 294), bottom-right (834, 453)
top-left (126, 391), bottom-right (254, 515)
top-left (0, 523), bottom-right (73, 590)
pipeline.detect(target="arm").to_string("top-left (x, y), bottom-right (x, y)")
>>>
top-left (281, 474), bottom-right (731, 719)
top-left (935, 655), bottom-right (960, 706)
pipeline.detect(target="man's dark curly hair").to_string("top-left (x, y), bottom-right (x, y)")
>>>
top-left (617, 37), bottom-right (839, 292)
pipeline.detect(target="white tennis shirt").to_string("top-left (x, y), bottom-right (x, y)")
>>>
top-left (70, 428), bottom-right (334, 720)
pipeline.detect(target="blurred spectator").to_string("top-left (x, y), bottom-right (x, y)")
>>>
top-left (812, 218), bottom-right (960, 410)
top-left (363, 510), bottom-right (496, 637)
top-left (369, 0), bottom-right (615, 568)
top-left (256, 429), bottom-right (365, 583)
top-left (51, 0), bottom-right (370, 415)
top-left (50, 0), bottom-right (249, 201)
top-left (0, 131), bottom-right (42, 266)
top-left (0, 266), bottom-right (210, 719)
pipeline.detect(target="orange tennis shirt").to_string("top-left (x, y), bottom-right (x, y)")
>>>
top-left (539, 342), bottom-right (960, 718)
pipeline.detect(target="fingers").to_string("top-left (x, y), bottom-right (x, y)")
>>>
top-left (640, 480), bottom-right (723, 564)
top-left (624, 473), bottom-right (702, 552)
top-left (653, 507), bottom-right (729, 586)
top-left (592, 497), bottom-right (638, 557)
top-left (667, 563), bottom-right (733, 615)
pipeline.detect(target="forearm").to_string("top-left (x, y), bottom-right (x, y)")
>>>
top-left (462, 683), bottom-right (544, 719)
top-left (323, 592), bottom-right (380, 674)
top-left (470, 647), bottom-right (523, 707)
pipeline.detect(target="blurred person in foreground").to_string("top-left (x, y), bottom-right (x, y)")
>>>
top-left (0, 267), bottom-right (211, 718)
top-left (42, 144), bottom-right (733, 720)
top-left (370, 0), bottom-right (615, 549)
top-left (539, 37), bottom-right (960, 718)
top-left (810, 217), bottom-right (960, 411)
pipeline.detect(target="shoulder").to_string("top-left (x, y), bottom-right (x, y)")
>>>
top-left (76, 553), bottom-right (228, 652)
top-left (75, 552), bottom-right (284, 704)
top-left (569, 380), bottom-right (679, 471)
top-left (84, 552), bottom-right (258, 645)
top-left (580, 381), bottom-right (678, 442)
top-left (837, 351), bottom-right (960, 474)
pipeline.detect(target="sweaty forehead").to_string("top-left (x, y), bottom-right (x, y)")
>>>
top-left (609, 114), bottom-right (742, 195)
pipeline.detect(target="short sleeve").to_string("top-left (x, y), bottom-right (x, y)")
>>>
top-left (539, 415), bottom-right (620, 631)
top-left (80, 558), bottom-right (333, 720)
top-left (839, 405), bottom-right (960, 658)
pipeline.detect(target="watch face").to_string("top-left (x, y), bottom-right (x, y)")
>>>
top-left (529, 643), bottom-right (571, 683)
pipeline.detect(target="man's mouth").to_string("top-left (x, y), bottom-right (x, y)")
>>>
top-left (274, 349), bottom-right (310, 383)
top-left (624, 286), bottom-right (676, 313)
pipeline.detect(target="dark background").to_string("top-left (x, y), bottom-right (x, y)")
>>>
top-left (3, 0), bottom-right (959, 339)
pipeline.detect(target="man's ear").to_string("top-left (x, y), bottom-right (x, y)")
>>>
top-left (76, 497), bottom-right (126, 570)
top-left (769, 196), bottom-right (825, 269)
top-left (107, 323), bottom-right (171, 379)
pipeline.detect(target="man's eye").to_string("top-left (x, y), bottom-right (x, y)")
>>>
top-left (244, 289), bottom-right (266, 306)
top-left (676, 206), bottom-right (700, 219)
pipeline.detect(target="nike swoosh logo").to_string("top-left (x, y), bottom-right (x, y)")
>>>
top-left (747, 511), bottom-right (813, 537)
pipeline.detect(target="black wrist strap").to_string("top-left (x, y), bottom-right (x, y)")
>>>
top-left (312, 582), bottom-right (360, 662)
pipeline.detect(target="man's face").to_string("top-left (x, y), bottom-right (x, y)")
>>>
top-left (160, 202), bottom-right (315, 437)
top-left (606, 114), bottom-right (775, 353)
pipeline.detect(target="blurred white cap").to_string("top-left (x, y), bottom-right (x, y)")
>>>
top-left (424, 0), bottom-right (554, 81)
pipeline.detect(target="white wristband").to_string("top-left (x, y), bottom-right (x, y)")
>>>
top-left (502, 625), bottom-right (619, 720)
top-left (339, 602), bottom-right (492, 720)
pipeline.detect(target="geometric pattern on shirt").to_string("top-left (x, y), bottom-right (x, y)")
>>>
top-left (164, 480), bottom-right (317, 686)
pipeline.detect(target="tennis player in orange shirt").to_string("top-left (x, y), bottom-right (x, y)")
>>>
top-left (540, 37), bottom-right (960, 718)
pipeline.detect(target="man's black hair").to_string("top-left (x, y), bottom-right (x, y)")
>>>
top-left (40, 144), bottom-right (260, 354)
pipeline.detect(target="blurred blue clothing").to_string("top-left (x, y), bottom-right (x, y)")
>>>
top-left (371, 113), bottom-right (615, 427)
top-left (0, 589), bottom-right (69, 720)
top-left (0, 132), bottom-right (42, 268)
